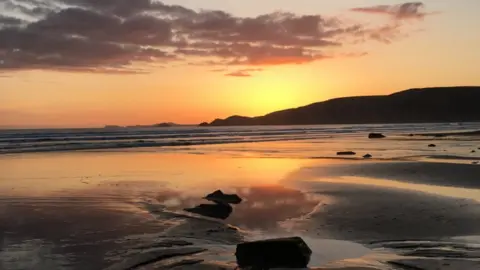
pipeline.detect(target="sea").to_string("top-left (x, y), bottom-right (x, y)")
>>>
top-left (1, 122), bottom-right (480, 156)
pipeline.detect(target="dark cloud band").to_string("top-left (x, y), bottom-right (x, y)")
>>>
top-left (0, 0), bottom-right (429, 74)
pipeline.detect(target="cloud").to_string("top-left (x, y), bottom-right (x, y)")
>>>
top-left (29, 8), bottom-right (172, 45)
top-left (0, 0), bottom-right (431, 74)
top-left (225, 68), bottom-right (263, 77)
top-left (225, 71), bottom-right (252, 77)
top-left (351, 2), bottom-right (428, 20)
top-left (0, 15), bottom-right (25, 27)
top-left (224, 68), bottom-right (262, 77)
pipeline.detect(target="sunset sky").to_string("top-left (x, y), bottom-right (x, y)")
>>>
top-left (1, 0), bottom-right (480, 128)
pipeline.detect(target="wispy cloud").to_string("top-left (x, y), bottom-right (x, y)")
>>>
top-left (351, 2), bottom-right (429, 20)
top-left (225, 71), bottom-right (252, 77)
top-left (224, 68), bottom-right (263, 77)
top-left (0, 1), bottom-right (432, 74)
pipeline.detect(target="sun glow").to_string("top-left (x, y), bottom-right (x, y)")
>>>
top-left (250, 82), bottom-right (298, 114)
top-left (228, 67), bottom-right (321, 116)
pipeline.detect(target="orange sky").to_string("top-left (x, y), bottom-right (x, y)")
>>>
top-left (1, 0), bottom-right (480, 128)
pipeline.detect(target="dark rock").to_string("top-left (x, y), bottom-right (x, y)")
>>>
top-left (235, 237), bottom-right (312, 269)
top-left (428, 144), bottom-right (437, 147)
top-left (198, 122), bottom-right (209, 127)
top-left (363, 154), bottom-right (372, 158)
top-left (472, 150), bottom-right (476, 153)
top-left (154, 122), bottom-right (175, 127)
top-left (205, 190), bottom-right (242, 205)
top-left (408, 134), bottom-right (414, 137)
top-left (369, 133), bottom-right (386, 139)
top-left (184, 203), bottom-right (232, 220)
top-left (337, 151), bottom-right (356, 156)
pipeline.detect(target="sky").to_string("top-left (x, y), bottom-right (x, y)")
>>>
top-left (1, 0), bottom-right (480, 128)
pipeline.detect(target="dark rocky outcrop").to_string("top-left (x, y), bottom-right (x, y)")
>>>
top-left (337, 151), bottom-right (356, 155)
top-left (369, 133), bottom-right (386, 139)
top-left (428, 144), bottom-right (437, 147)
top-left (198, 122), bottom-right (209, 127)
top-left (184, 190), bottom-right (243, 220)
top-left (205, 190), bottom-right (242, 204)
top-left (235, 237), bottom-right (312, 269)
top-left (363, 154), bottom-right (372, 158)
top-left (203, 87), bottom-right (480, 126)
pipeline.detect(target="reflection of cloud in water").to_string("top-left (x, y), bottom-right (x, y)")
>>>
top-left (0, 188), bottom-right (172, 270)
top-left (148, 185), bottom-right (324, 231)
top-left (0, 239), bottom-right (72, 270)
top-left (226, 186), bottom-right (323, 230)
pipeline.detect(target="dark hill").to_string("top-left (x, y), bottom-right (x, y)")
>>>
top-left (207, 86), bottom-right (480, 126)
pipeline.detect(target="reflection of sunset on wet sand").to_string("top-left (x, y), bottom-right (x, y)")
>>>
top-left (0, 152), bottom-right (310, 196)
top-left (2, 142), bottom-right (480, 269)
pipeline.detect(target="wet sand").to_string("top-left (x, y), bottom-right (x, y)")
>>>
top-left (1, 151), bottom-right (480, 269)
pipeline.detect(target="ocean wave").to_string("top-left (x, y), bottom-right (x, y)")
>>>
top-left (2, 123), bottom-right (480, 154)
top-left (0, 135), bottom-right (325, 154)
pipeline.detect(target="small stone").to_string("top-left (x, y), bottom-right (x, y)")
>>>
top-left (369, 133), bottom-right (386, 139)
top-left (337, 151), bottom-right (356, 156)
top-left (363, 154), bottom-right (372, 158)
top-left (428, 144), bottom-right (436, 147)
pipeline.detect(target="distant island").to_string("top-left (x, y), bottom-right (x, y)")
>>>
top-left (201, 86), bottom-right (480, 126)
top-left (104, 122), bottom-right (189, 129)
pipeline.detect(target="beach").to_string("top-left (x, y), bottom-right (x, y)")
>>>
top-left (1, 123), bottom-right (480, 269)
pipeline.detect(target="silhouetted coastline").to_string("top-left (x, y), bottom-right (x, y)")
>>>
top-left (203, 87), bottom-right (480, 126)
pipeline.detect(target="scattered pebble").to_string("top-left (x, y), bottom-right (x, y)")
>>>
top-left (337, 151), bottom-right (356, 156)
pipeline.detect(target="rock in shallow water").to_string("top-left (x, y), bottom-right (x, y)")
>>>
top-left (205, 190), bottom-right (242, 204)
top-left (368, 133), bottom-right (386, 139)
top-left (184, 190), bottom-right (242, 219)
top-left (337, 151), bottom-right (356, 156)
top-left (235, 237), bottom-right (312, 269)
top-left (184, 203), bottom-right (232, 220)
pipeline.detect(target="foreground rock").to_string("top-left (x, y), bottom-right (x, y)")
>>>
top-left (363, 154), bottom-right (372, 158)
top-left (205, 190), bottom-right (242, 204)
top-left (236, 237), bottom-right (312, 269)
top-left (428, 144), bottom-right (437, 147)
top-left (368, 133), bottom-right (386, 139)
top-left (337, 151), bottom-right (356, 156)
